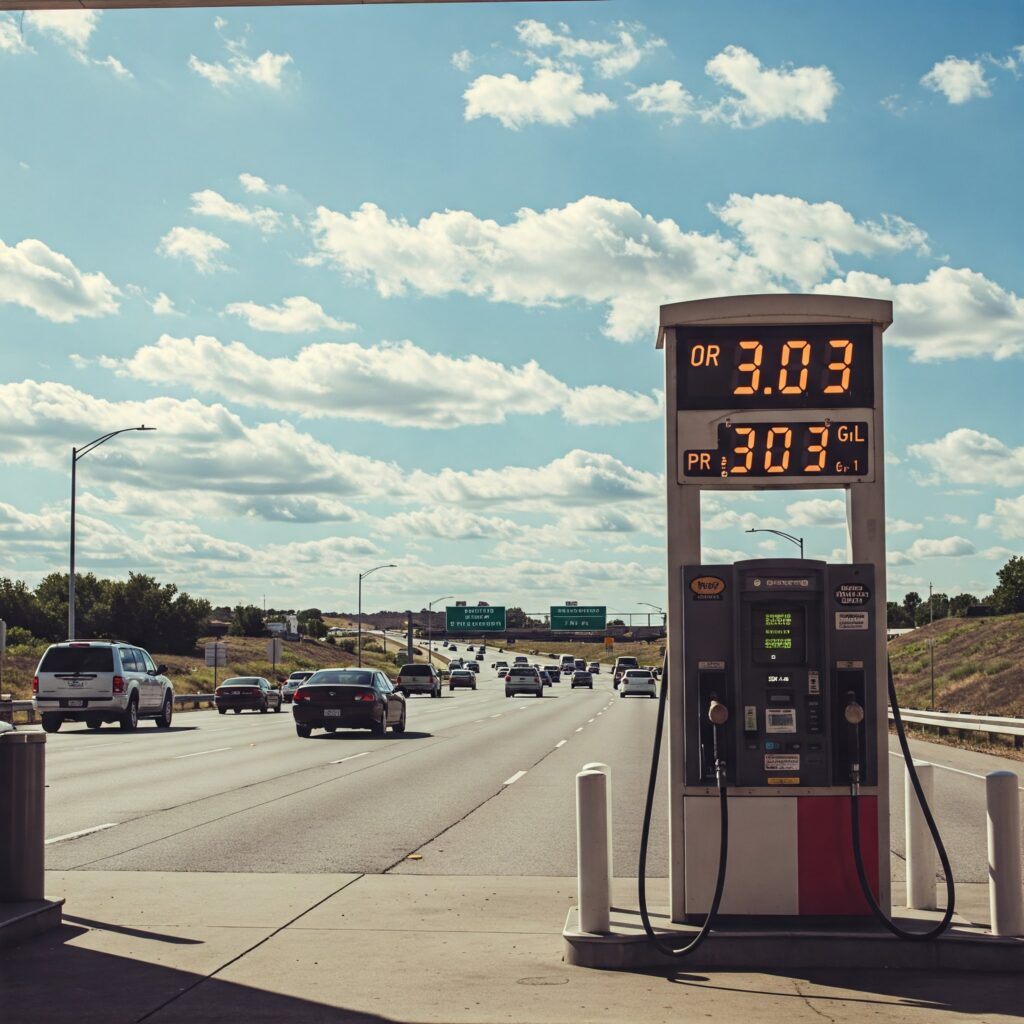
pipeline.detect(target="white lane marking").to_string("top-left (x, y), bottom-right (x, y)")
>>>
top-left (329, 752), bottom-right (369, 765)
top-left (473, 719), bottom-right (485, 724)
top-left (173, 747), bottom-right (232, 760)
top-left (489, 714), bottom-right (502, 719)
top-left (575, 727), bottom-right (584, 733)
top-left (588, 718), bottom-right (595, 723)
top-left (503, 770), bottom-right (527, 786)
top-left (555, 740), bottom-right (567, 748)
top-left (46, 823), bottom-right (118, 845)
top-left (887, 751), bottom-right (1024, 789)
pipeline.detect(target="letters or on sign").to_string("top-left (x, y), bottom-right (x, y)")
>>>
top-left (690, 575), bottom-right (726, 600)
top-left (836, 611), bottom-right (869, 631)
top-left (446, 606), bottom-right (507, 632)
top-left (767, 777), bottom-right (802, 786)
top-left (764, 754), bottom-right (800, 772)
top-left (834, 583), bottom-right (871, 606)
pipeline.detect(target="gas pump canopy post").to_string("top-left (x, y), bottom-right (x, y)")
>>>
top-left (659, 294), bottom-right (893, 925)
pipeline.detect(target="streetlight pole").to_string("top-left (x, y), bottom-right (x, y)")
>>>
top-left (745, 527), bottom-right (804, 559)
top-left (357, 563), bottom-right (396, 667)
top-left (428, 594), bottom-right (454, 667)
top-left (68, 426), bottom-right (156, 639)
top-left (638, 601), bottom-right (664, 630)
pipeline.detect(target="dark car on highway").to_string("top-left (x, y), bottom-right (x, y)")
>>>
top-left (292, 668), bottom-right (406, 738)
top-left (215, 677), bottom-right (282, 715)
top-left (449, 668), bottom-right (476, 691)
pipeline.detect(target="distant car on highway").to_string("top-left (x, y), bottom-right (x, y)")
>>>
top-left (513, 655), bottom-right (529, 666)
top-left (216, 677), bottom-right (282, 715)
top-left (467, 645), bottom-right (475, 651)
top-left (449, 668), bottom-right (476, 691)
top-left (32, 640), bottom-right (174, 733)
top-left (544, 664), bottom-right (561, 682)
top-left (282, 671), bottom-right (314, 703)
top-left (492, 660), bottom-right (508, 672)
top-left (587, 662), bottom-right (600, 674)
top-left (613, 656), bottom-right (640, 688)
top-left (475, 652), bottom-right (485, 661)
top-left (619, 669), bottom-right (657, 698)
top-left (465, 660), bottom-right (480, 674)
top-left (292, 668), bottom-right (406, 737)
top-left (537, 668), bottom-right (555, 687)
top-left (395, 663), bottom-right (442, 698)
top-left (571, 670), bottom-right (594, 689)
top-left (505, 665), bottom-right (543, 698)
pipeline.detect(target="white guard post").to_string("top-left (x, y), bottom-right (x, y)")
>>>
top-left (659, 294), bottom-right (893, 923)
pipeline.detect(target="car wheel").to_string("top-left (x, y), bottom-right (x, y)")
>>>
top-left (233, 708), bottom-right (242, 715)
top-left (449, 684), bottom-right (454, 691)
top-left (505, 690), bottom-right (512, 698)
top-left (472, 684), bottom-right (477, 690)
top-left (119, 697), bottom-right (138, 732)
top-left (87, 719), bottom-right (102, 731)
top-left (218, 708), bottom-right (227, 715)
top-left (296, 724), bottom-right (312, 738)
top-left (324, 724), bottom-right (337, 733)
top-left (372, 712), bottom-right (387, 737)
top-left (619, 692), bottom-right (625, 698)
top-left (156, 695), bottom-right (173, 729)
top-left (650, 693), bottom-right (656, 699)
top-left (274, 698), bottom-right (282, 713)
top-left (393, 710), bottom-right (407, 735)
top-left (260, 701), bottom-right (268, 714)
top-left (41, 713), bottom-right (63, 733)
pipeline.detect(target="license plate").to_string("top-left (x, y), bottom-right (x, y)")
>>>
top-left (67, 699), bottom-right (84, 707)
top-left (324, 708), bottom-right (341, 717)
top-left (66, 680), bottom-right (85, 688)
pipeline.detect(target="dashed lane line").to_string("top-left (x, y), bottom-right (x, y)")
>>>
top-left (329, 751), bottom-right (369, 766)
top-left (46, 823), bottom-right (119, 845)
top-left (173, 747), bottom-right (232, 760)
top-left (575, 727), bottom-right (584, 733)
top-left (555, 740), bottom-right (567, 748)
top-left (503, 770), bottom-right (527, 786)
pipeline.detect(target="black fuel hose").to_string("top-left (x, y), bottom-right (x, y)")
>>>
top-left (849, 658), bottom-right (955, 939)
top-left (638, 655), bottom-right (729, 957)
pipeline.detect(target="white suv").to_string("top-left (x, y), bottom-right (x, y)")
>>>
top-left (33, 640), bottom-right (175, 732)
top-left (504, 665), bottom-right (543, 698)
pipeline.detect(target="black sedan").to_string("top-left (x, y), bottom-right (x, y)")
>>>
top-left (215, 677), bottom-right (282, 714)
top-left (292, 668), bottom-right (406, 738)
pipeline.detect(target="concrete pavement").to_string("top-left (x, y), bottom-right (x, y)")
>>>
top-left (2, 871), bottom-right (1020, 1024)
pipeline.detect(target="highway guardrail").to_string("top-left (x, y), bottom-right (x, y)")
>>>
top-left (10, 693), bottom-right (217, 724)
top-left (891, 707), bottom-right (1024, 749)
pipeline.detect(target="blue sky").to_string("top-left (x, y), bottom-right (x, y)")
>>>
top-left (0, 0), bottom-right (1021, 614)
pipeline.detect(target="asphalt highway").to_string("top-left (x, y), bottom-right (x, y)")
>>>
top-left (32, 666), bottom-right (1021, 883)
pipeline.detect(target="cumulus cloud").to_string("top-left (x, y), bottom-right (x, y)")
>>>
top-left (150, 292), bottom-right (179, 316)
top-left (909, 429), bottom-right (1024, 488)
top-left (102, 334), bottom-right (662, 428)
top-left (0, 237), bottom-right (120, 322)
top-left (905, 536), bottom-right (976, 559)
top-left (921, 57), bottom-right (990, 104)
top-left (224, 296), bottom-right (355, 334)
top-left (190, 189), bottom-right (282, 233)
top-left (189, 22), bottom-right (293, 90)
top-left (451, 49), bottom-right (473, 72)
top-left (156, 226), bottom-right (229, 274)
top-left (627, 80), bottom-right (695, 124)
top-left (464, 68), bottom-right (614, 129)
top-left (376, 507), bottom-right (518, 541)
top-left (0, 16), bottom-right (33, 54)
top-left (24, 9), bottom-right (98, 56)
top-left (786, 498), bottom-right (847, 527)
top-left (515, 19), bottom-right (665, 78)
top-left (978, 496), bottom-right (1024, 539)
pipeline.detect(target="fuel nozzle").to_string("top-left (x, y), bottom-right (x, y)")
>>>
top-left (844, 691), bottom-right (864, 788)
top-left (707, 700), bottom-right (729, 785)
top-left (708, 700), bottom-right (729, 726)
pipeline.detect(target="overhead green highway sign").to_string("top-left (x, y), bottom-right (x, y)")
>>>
top-left (446, 606), bottom-right (506, 632)
top-left (550, 606), bottom-right (606, 631)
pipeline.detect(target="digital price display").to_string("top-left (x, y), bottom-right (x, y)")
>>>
top-left (684, 422), bottom-right (869, 478)
top-left (753, 606), bottom-right (805, 665)
top-left (676, 324), bottom-right (874, 410)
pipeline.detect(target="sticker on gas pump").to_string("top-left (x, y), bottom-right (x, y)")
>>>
top-left (765, 708), bottom-right (797, 733)
top-left (835, 583), bottom-right (871, 606)
top-left (690, 575), bottom-right (726, 601)
top-left (764, 754), bottom-right (800, 772)
top-left (767, 777), bottom-right (801, 786)
top-left (836, 611), bottom-right (869, 630)
top-left (807, 670), bottom-right (820, 694)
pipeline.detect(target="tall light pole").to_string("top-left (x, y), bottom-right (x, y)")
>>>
top-left (427, 594), bottom-right (453, 667)
top-left (69, 425), bottom-right (156, 639)
top-left (638, 601), bottom-right (664, 629)
top-left (357, 563), bottom-right (396, 667)
top-left (745, 527), bottom-right (804, 559)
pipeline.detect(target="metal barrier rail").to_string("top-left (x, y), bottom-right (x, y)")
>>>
top-left (890, 707), bottom-right (1024, 748)
top-left (10, 694), bottom-right (217, 724)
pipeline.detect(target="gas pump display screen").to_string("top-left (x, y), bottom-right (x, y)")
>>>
top-left (752, 606), bottom-right (806, 665)
top-left (676, 324), bottom-right (874, 410)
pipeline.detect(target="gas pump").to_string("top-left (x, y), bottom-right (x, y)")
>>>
top-left (639, 294), bottom-right (954, 956)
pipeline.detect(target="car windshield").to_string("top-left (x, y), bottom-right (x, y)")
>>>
top-left (399, 665), bottom-right (432, 676)
top-left (39, 646), bottom-right (114, 673)
top-left (223, 677), bottom-right (261, 686)
top-left (307, 670), bottom-right (374, 686)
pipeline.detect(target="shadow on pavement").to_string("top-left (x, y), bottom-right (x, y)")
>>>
top-left (61, 915), bottom-right (204, 945)
top-left (1, 925), bottom-right (396, 1024)
top-left (308, 731), bottom-right (433, 741)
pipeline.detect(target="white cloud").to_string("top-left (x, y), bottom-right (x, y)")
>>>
top-left (24, 10), bottom-right (98, 56)
top-left (980, 545), bottom-right (1016, 560)
top-left (103, 334), bottom-right (662, 429)
top-left (703, 45), bottom-right (838, 126)
top-left (239, 172), bottom-right (269, 194)
top-left (0, 16), bottom-right (33, 54)
top-left (451, 49), bottom-right (473, 72)
top-left (816, 266), bottom-right (1024, 361)
top-left (909, 428), bottom-right (1024, 487)
top-left (887, 517), bottom-right (922, 533)
top-left (224, 296), bottom-right (355, 334)
top-left (464, 68), bottom-right (614, 129)
top-left (978, 496), bottom-right (1024, 540)
top-left (157, 226), bottom-right (229, 274)
top-left (94, 55), bottom-right (131, 79)
top-left (189, 25), bottom-right (293, 90)
top-left (627, 80), bottom-right (695, 124)
top-left (190, 189), bottom-right (282, 233)
top-left (514, 19), bottom-right (665, 78)
top-left (150, 292), bottom-right (179, 316)
top-left (376, 507), bottom-right (518, 541)
top-left (786, 498), bottom-right (847, 527)
top-left (921, 57), bottom-right (990, 104)
top-left (715, 193), bottom-right (927, 289)
top-left (0, 237), bottom-right (120, 322)
top-left (906, 536), bottom-right (976, 559)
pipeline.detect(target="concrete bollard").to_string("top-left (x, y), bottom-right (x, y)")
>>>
top-left (905, 760), bottom-right (936, 910)
top-left (582, 762), bottom-right (613, 895)
top-left (576, 769), bottom-right (610, 934)
top-left (986, 771), bottom-right (1023, 936)
top-left (0, 732), bottom-right (46, 901)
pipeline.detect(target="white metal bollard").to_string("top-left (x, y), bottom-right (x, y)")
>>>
top-left (905, 760), bottom-right (936, 910)
top-left (986, 771), bottom-right (1023, 937)
top-left (576, 769), bottom-right (610, 934)
top-left (582, 761), bottom-right (613, 895)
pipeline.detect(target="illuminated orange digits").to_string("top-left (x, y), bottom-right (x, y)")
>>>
top-left (764, 427), bottom-right (792, 473)
top-left (778, 339), bottom-right (809, 394)
top-left (824, 339), bottom-right (853, 394)
top-left (804, 425), bottom-right (829, 473)
top-left (733, 340), bottom-right (763, 395)
top-left (730, 427), bottom-right (754, 474)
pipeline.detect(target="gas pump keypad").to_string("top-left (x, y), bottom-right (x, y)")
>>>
top-left (682, 560), bottom-right (876, 789)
